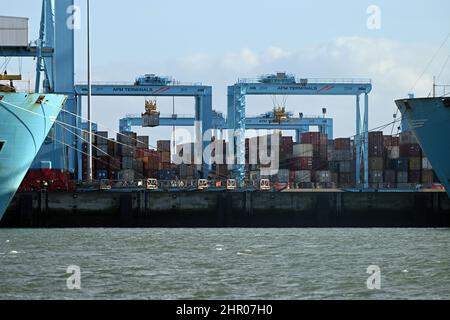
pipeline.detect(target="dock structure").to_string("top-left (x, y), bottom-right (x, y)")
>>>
top-left (2, 190), bottom-right (449, 228)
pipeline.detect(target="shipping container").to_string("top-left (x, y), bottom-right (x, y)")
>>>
top-left (133, 159), bottom-right (144, 175)
top-left (312, 159), bottom-right (329, 171)
top-left (388, 159), bottom-right (409, 171)
top-left (137, 136), bottom-right (149, 149)
top-left (422, 157), bottom-right (433, 170)
top-left (144, 169), bottom-right (159, 179)
top-left (142, 113), bottom-right (160, 127)
top-left (383, 135), bottom-right (399, 147)
top-left (95, 131), bottom-right (109, 145)
top-left (290, 157), bottom-right (313, 171)
top-left (312, 144), bottom-right (328, 159)
top-left (369, 170), bottom-right (383, 183)
top-left (118, 132), bottom-right (137, 145)
top-left (157, 140), bottom-right (171, 152)
top-left (157, 169), bottom-right (176, 181)
top-left (384, 170), bottom-right (396, 184)
top-left (315, 170), bottom-right (331, 183)
top-left (409, 157), bottom-right (422, 171)
top-left (386, 146), bottom-right (400, 159)
top-left (338, 161), bottom-right (353, 173)
top-left (159, 151), bottom-right (171, 163)
top-left (121, 156), bottom-right (133, 170)
top-left (293, 144), bottom-right (313, 157)
top-left (328, 161), bottom-right (339, 173)
top-left (276, 169), bottom-right (290, 182)
top-left (399, 143), bottom-right (421, 158)
top-left (369, 157), bottom-right (384, 171)
top-left (397, 171), bottom-right (408, 184)
top-left (334, 138), bottom-right (352, 150)
top-left (301, 132), bottom-right (328, 145)
top-left (369, 132), bottom-right (384, 157)
top-left (0, 16), bottom-right (28, 47)
top-left (332, 149), bottom-right (352, 161)
top-left (298, 182), bottom-right (314, 189)
top-left (422, 170), bottom-right (434, 185)
top-left (408, 170), bottom-right (421, 184)
top-left (94, 144), bottom-right (109, 157)
top-left (338, 172), bottom-right (354, 186)
top-left (95, 156), bottom-right (110, 171)
top-left (108, 140), bottom-right (118, 157)
top-left (399, 131), bottom-right (417, 145)
top-left (118, 169), bottom-right (135, 181)
top-left (294, 170), bottom-right (312, 183)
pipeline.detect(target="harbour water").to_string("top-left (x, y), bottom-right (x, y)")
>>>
top-left (0, 228), bottom-right (449, 300)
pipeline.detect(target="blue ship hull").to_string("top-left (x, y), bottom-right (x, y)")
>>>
top-left (396, 98), bottom-right (450, 197)
top-left (0, 92), bottom-right (66, 220)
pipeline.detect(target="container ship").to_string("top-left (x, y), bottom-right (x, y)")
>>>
top-left (396, 97), bottom-right (450, 197)
top-left (0, 84), bottom-right (66, 220)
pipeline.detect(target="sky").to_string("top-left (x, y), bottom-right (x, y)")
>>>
top-left (2, 0), bottom-right (450, 144)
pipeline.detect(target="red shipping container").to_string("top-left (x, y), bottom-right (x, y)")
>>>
top-left (334, 138), bottom-right (351, 150)
top-left (400, 144), bottom-right (422, 158)
top-left (290, 157), bottom-right (313, 170)
top-left (408, 170), bottom-right (421, 183)
top-left (301, 132), bottom-right (327, 145)
top-left (383, 135), bottom-right (400, 147)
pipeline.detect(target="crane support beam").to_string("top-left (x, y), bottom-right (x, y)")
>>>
top-left (0, 47), bottom-right (54, 58)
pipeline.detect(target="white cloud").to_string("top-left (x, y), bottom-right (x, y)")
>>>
top-left (220, 48), bottom-right (260, 71)
top-left (264, 47), bottom-right (292, 62)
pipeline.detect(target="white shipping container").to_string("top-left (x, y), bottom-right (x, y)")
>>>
top-left (0, 16), bottom-right (28, 47)
top-left (422, 157), bottom-right (433, 170)
top-left (293, 144), bottom-right (313, 157)
top-left (386, 146), bottom-right (400, 159)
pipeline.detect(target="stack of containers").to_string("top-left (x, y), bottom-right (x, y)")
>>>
top-left (421, 157), bottom-right (434, 185)
top-left (333, 138), bottom-right (354, 187)
top-left (117, 132), bottom-right (137, 180)
top-left (279, 136), bottom-right (293, 170)
top-left (302, 132), bottom-right (328, 171)
top-left (157, 140), bottom-right (172, 170)
top-left (383, 135), bottom-right (399, 187)
top-left (399, 131), bottom-right (422, 185)
top-left (291, 143), bottom-right (313, 187)
top-left (368, 132), bottom-right (384, 187)
top-left (140, 149), bottom-right (160, 178)
top-left (94, 131), bottom-right (109, 179)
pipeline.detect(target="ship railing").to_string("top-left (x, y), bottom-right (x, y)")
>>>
top-left (76, 81), bottom-right (205, 86)
top-left (237, 78), bottom-right (372, 85)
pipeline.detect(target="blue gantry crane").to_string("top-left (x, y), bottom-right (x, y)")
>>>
top-left (227, 72), bottom-right (372, 187)
top-left (74, 78), bottom-right (213, 179)
top-left (118, 110), bottom-right (333, 141)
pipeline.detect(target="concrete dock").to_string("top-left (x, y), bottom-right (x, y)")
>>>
top-left (1, 191), bottom-right (450, 228)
